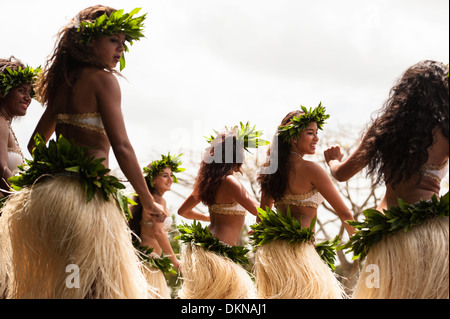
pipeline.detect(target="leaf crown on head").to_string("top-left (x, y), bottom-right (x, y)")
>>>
top-left (205, 121), bottom-right (270, 154)
top-left (76, 8), bottom-right (146, 70)
top-left (143, 153), bottom-right (185, 188)
top-left (277, 102), bottom-right (330, 143)
top-left (0, 65), bottom-right (41, 97)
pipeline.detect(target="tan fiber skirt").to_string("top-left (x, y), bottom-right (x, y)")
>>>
top-left (2, 175), bottom-right (155, 299)
top-left (254, 240), bottom-right (346, 299)
top-left (178, 243), bottom-right (256, 299)
top-left (352, 216), bottom-right (449, 299)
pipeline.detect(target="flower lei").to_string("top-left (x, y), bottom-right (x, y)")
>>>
top-left (143, 153), bottom-right (185, 188)
top-left (9, 134), bottom-right (135, 220)
top-left (0, 65), bottom-right (41, 97)
top-left (340, 192), bottom-right (449, 261)
top-left (205, 121), bottom-right (270, 154)
top-left (250, 207), bottom-right (340, 270)
top-left (277, 103), bottom-right (330, 143)
top-left (76, 8), bottom-right (146, 70)
top-left (175, 220), bottom-right (250, 266)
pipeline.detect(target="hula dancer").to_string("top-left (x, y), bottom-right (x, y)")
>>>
top-left (1, 6), bottom-right (164, 298)
top-left (0, 57), bottom-right (40, 298)
top-left (255, 104), bottom-right (355, 299)
top-left (130, 153), bottom-right (202, 298)
top-left (176, 122), bottom-right (268, 299)
top-left (325, 60), bottom-right (449, 299)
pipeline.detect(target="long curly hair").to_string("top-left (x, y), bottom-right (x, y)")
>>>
top-left (356, 60), bottom-right (449, 187)
top-left (35, 5), bottom-right (118, 105)
top-left (193, 132), bottom-right (245, 206)
top-left (257, 110), bottom-right (303, 202)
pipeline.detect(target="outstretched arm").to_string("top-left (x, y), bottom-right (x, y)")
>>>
top-left (96, 72), bottom-right (165, 221)
top-left (150, 214), bottom-right (181, 269)
top-left (310, 162), bottom-right (355, 236)
top-left (324, 143), bottom-right (367, 182)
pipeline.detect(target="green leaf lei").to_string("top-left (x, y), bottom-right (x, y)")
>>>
top-left (143, 153), bottom-right (185, 188)
top-left (134, 242), bottom-right (177, 274)
top-left (277, 102), bottom-right (330, 143)
top-left (205, 121), bottom-right (270, 154)
top-left (250, 206), bottom-right (340, 270)
top-left (175, 220), bottom-right (250, 266)
top-left (0, 65), bottom-right (41, 97)
top-left (9, 134), bottom-right (135, 220)
top-left (340, 192), bottom-right (449, 261)
top-left (76, 8), bottom-right (146, 71)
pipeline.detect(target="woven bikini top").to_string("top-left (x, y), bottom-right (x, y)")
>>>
top-left (275, 188), bottom-right (324, 209)
top-left (421, 160), bottom-right (448, 184)
top-left (56, 112), bottom-right (106, 135)
top-left (209, 201), bottom-right (247, 216)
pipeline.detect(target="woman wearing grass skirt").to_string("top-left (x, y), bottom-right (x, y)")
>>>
top-left (129, 153), bottom-right (208, 298)
top-left (255, 104), bottom-right (355, 299)
top-left (325, 60), bottom-right (449, 299)
top-left (176, 123), bottom-right (266, 299)
top-left (0, 57), bottom-right (40, 298)
top-left (1, 6), bottom-right (165, 298)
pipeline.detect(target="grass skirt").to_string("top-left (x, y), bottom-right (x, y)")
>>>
top-left (177, 243), bottom-right (256, 299)
top-left (254, 240), bottom-right (346, 299)
top-left (0, 214), bottom-right (11, 298)
top-left (143, 264), bottom-right (171, 299)
top-left (1, 175), bottom-right (155, 299)
top-left (352, 216), bottom-right (449, 299)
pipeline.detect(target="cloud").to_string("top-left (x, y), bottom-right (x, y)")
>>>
top-left (3, 0), bottom-right (449, 168)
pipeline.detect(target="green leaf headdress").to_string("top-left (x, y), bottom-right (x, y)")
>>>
top-left (76, 8), bottom-right (146, 70)
top-left (277, 102), bottom-right (330, 143)
top-left (0, 65), bottom-right (42, 98)
top-left (205, 121), bottom-right (270, 154)
top-left (143, 153), bottom-right (186, 188)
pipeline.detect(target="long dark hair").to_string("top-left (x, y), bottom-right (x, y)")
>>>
top-left (36, 5), bottom-right (118, 105)
top-left (356, 60), bottom-right (449, 187)
top-left (257, 110), bottom-right (303, 201)
top-left (193, 132), bottom-right (244, 206)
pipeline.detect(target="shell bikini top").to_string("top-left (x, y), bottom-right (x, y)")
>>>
top-left (56, 112), bottom-right (106, 135)
top-left (209, 202), bottom-right (247, 216)
top-left (275, 188), bottom-right (325, 209)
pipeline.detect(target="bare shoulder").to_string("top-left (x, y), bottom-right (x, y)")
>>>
top-left (298, 160), bottom-right (330, 183)
top-left (222, 174), bottom-right (241, 188)
top-left (302, 160), bottom-right (325, 174)
top-left (0, 117), bottom-right (8, 130)
top-left (82, 68), bottom-right (119, 88)
top-left (0, 118), bottom-right (9, 141)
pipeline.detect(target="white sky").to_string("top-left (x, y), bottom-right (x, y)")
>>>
top-left (2, 0), bottom-right (449, 173)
